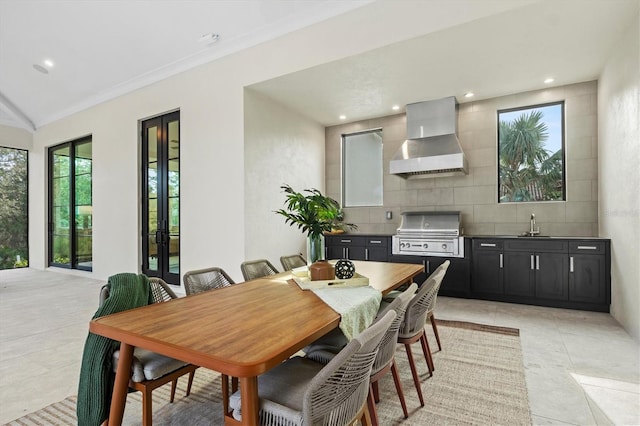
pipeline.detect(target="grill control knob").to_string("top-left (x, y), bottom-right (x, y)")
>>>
top-left (442, 244), bottom-right (447, 250)
top-left (423, 243), bottom-right (429, 249)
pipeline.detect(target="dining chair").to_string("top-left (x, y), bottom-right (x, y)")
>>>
top-left (101, 278), bottom-right (198, 426)
top-left (240, 258), bottom-right (279, 281)
top-left (228, 310), bottom-right (396, 426)
top-left (279, 253), bottom-right (307, 270)
top-left (397, 262), bottom-right (449, 407)
top-left (426, 261), bottom-right (450, 351)
top-left (306, 283), bottom-right (418, 426)
top-left (183, 266), bottom-right (235, 295)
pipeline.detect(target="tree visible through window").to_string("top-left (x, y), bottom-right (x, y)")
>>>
top-left (0, 147), bottom-right (28, 269)
top-left (498, 102), bottom-right (565, 202)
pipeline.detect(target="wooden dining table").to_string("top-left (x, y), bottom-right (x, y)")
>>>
top-left (89, 260), bottom-right (424, 425)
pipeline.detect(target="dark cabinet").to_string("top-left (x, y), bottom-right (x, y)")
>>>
top-left (390, 239), bottom-right (471, 298)
top-left (472, 239), bottom-right (504, 295)
top-left (325, 235), bottom-right (389, 261)
top-left (569, 241), bottom-right (610, 307)
top-left (503, 239), bottom-right (568, 301)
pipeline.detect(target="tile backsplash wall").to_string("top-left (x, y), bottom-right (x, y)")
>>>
top-left (325, 81), bottom-right (599, 237)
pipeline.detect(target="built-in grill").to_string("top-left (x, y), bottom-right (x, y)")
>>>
top-left (392, 211), bottom-right (464, 258)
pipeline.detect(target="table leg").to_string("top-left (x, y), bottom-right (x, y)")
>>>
top-left (108, 342), bottom-right (134, 426)
top-left (240, 376), bottom-right (259, 425)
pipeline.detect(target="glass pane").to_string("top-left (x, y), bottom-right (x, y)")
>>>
top-left (498, 103), bottom-right (565, 202)
top-left (168, 119), bottom-right (179, 275)
top-left (147, 126), bottom-right (159, 272)
top-left (0, 147), bottom-right (29, 269)
top-left (343, 130), bottom-right (384, 207)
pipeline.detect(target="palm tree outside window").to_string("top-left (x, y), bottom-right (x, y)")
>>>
top-left (498, 102), bottom-right (565, 203)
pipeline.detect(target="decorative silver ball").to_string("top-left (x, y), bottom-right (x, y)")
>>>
top-left (335, 259), bottom-right (355, 279)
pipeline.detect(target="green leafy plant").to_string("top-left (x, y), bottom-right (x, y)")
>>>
top-left (275, 184), bottom-right (356, 239)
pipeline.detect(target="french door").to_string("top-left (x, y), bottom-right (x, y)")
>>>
top-left (141, 111), bottom-right (180, 285)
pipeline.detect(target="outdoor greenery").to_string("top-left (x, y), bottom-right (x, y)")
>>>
top-left (0, 147), bottom-right (28, 269)
top-left (499, 109), bottom-right (564, 202)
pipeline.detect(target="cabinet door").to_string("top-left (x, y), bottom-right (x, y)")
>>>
top-left (472, 250), bottom-right (504, 295)
top-left (365, 246), bottom-right (388, 261)
top-left (504, 251), bottom-right (535, 297)
top-left (345, 246), bottom-right (366, 261)
top-left (326, 246), bottom-right (344, 260)
top-left (569, 254), bottom-right (606, 303)
top-left (437, 257), bottom-right (470, 296)
top-left (389, 255), bottom-right (427, 284)
top-left (535, 252), bottom-right (568, 300)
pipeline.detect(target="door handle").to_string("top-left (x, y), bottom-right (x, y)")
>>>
top-left (499, 253), bottom-right (503, 269)
top-left (345, 247), bottom-right (350, 259)
top-left (155, 230), bottom-right (163, 245)
top-left (536, 255), bottom-right (540, 270)
top-left (426, 260), bottom-right (430, 274)
top-left (570, 256), bottom-right (574, 272)
top-left (530, 255), bottom-right (534, 270)
top-left (481, 243), bottom-right (496, 247)
top-left (365, 248), bottom-right (369, 261)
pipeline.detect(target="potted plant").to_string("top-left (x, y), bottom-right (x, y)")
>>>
top-left (275, 184), bottom-right (356, 263)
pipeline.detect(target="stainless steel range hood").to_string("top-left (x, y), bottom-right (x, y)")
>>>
top-left (390, 96), bottom-right (468, 179)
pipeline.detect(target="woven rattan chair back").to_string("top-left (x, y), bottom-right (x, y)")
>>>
top-left (400, 265), bottom-right (447, 339)
top-left (148, 277), bottom-right (178, 302)
top-left (280, 254), bottom-right (306, 271)
top-left (240, 259), bottom-right (279, 281)
top-left (183, 267), bottom-right (235, 295)
top-left (303, 310), bottom-right (396, 425)
top-left (371, 283), bottom-right (417, 375)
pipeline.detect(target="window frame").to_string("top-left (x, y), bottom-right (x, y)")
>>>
top-left (341, 128), bottom-right (384, 207)
top-left (47, 136), bottom-right (93, 271)
top-left (497, 101), bottom-right (566, 203)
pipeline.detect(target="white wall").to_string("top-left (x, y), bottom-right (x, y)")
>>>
top-left (0, 125), bottom-right (33, 150)
top-left (598, 11), bottom-right (640, 341)
top-left (25, 2), bottom-right (450, 286)
top-left (243, 90), bottom-right (325, 272)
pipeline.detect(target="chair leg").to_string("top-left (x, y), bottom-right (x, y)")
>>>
top-left (390, 359), bottom-right (409, 419)
top-left (430, 314), bottom-right (442, 351)
top-left (404, 343), bottom-right (425, 407)
top-left (186, 370), bottom-right (195, 396)
top-left (360, 399), bottom-right (373, 426)
top-left (142, 390), bottom-right (152, 426)
top-left (232, 376), bottom-right (238, 392)
top-left (367, 385), bottom-right (379, 426)
top-left (170, 378), bottom-right (178, 403)
top-left (420, 332), bottom-right (435, 373)
top-left (222, 374), bottom-right (230, 415)
top-left (372, 380), bottom-right (380, 403)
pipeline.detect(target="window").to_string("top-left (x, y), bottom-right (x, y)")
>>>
top-left (342, 129), bottom-right (383, 207)
top-left (498, 102), bottom-right (565, 203)
top-left (0, 147), bottom-right (28, 269)
top-left (48, 137), bottom-right (92, 270)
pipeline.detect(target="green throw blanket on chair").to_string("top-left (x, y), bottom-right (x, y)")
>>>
top-left (76, 273), bottom-right (152, 426)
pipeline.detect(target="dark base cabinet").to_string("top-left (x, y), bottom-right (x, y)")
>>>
top-left (325, 235), bottom-right (389, 262)
top-left (389, 239), bottom-right (471, 298)
top-left (472, 237), bottom-right (610, 312)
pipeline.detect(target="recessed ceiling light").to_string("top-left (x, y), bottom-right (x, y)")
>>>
top-left (544, 78), bottom-right (555, 84)
top-left (339, 115), bottom-right (346, 120)
top-left (464, 92), bottom-right (474, 98)
top-left (198, 33), bottom-right (219, 44)
top-left (392, 105), bottom-right (400, 111)
top-left (43, 59), bottom-right (54, 68)
top-left (33, 64), bottom-right (48, 74)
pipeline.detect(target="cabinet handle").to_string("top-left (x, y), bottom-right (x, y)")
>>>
top-left (365, 248), bottom-right (369, 261)
top-left (536, 255), bottom-right (540, 270)
top-left (499, 253), bottom-right (503, 269)
top-left (369, 240), bottom-right (382, 244)
top-left (481, 243), bottom-right (496, 247)
top-left (570, 256), bottom-right (574, 273)
top-left (341, 239), bottom-right (351, 243)
top-left (530, 255), bottom-right (535, 270)
top-left (577, 245), bottom-right (597, 250)
top-left (427, 260), bottom-right (431, 274)
top-left (345, 247), bottom-right (350, 259)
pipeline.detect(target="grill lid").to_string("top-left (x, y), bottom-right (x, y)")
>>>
top-left (396, 211), bottom-right (461, 236)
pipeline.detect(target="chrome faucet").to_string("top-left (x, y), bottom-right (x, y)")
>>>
top-left (529, 213), bottom-right (540, 236)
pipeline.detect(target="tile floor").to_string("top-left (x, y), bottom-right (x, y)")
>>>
top-left (1, 268), bottom-right (638, 425)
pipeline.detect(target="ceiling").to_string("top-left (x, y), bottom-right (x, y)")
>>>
top-left (0, 0), bottom-right (637, 132)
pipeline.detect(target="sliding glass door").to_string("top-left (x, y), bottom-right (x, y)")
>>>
top-left (141, 111), bottom-right (180, 285)
top-left (48, 137), bottom-right (92, 270)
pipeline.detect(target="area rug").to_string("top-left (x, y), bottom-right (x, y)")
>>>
top-left (4, 321), bottom-right (531, 425)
